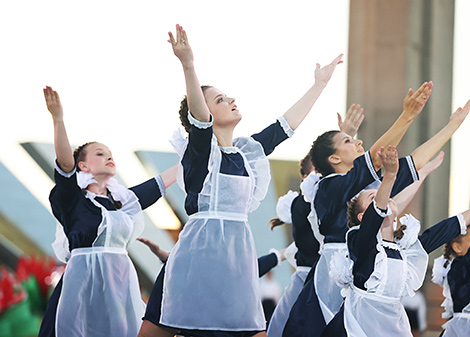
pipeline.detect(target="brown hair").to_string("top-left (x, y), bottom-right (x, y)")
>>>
top-left (179, 85), bottom-right (212, 133)
top-left (443, 236), bottom-right (464, 267)
top-left (73, 141), bottom-right (122, 209)
top-left (300, 153), bottom-right (314, 178)
top-left (73, 142), bottom-right (96, 171)
top-left (347, 194), bottom-right (406, 239)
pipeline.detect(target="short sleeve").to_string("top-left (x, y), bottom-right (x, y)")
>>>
top-left (251, 117), bottom-right (292, 156)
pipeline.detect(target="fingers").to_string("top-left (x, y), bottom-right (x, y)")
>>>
top-left (168, 31), bottom-right (175, 45)
top-left (337, 112), bottom-right (343, 125)
top-left (332, 53), bottom-right (344, 65)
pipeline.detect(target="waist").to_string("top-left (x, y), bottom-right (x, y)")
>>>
top-left (452, 312), bottom-right (470, 319)
top-left (70, 246), bottom-right (128, 256)
top-left (296, 266), bottom-right (312, 273)
top-left (351, 284), bottom-right (401, 303)
top-left (189, 211), bottom-right (248, 222)
top-left (322, 242), bottom-right (348, 251)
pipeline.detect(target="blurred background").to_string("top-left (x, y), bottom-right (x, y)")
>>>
top-left (0, 0), bottom-right (468, 336)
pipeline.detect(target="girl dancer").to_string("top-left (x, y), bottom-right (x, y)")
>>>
top-left (38, 87), bottom-right (177, 337)
top-left (138, 24), bottom-right (343, 337)
top-left (283, 88), bottom-right (470, 337)
top-left (267, 104), bottom-right (364, 337)
top-left (432, 215), bottom-right (470, 336)
top-left (322, 146), bottom-right (470, 336)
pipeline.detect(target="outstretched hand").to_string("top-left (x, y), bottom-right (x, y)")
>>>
top-left (168, 24), bottom-right (193, 67)
top-left (403, 81), bottom-right (433, 120)
top-left (137, 238), bottom-right (169, 262)
top-left (449, 99), bottom-right (470, 127)
top-left (314, 53), bottom-right (343, 85)
top-left (377, 145), bottom-right (398, 176)
top-left (43, 86), bottom-right (63, 120)
top-left (338, 104), bottom-right (364, 137)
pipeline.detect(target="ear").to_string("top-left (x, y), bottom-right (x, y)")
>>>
top-left (357, 212), bottom-right (364, 222)
top-left (452, 241), bottom-right (463, 256)
top-left (328, 154), bottom-right (342, 165)
top-left (78, 161), bottom-right (88, 172)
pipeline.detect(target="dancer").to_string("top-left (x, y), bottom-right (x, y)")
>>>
top-left (138, 24), bottom-right (343, 337)
top-left (138, 237), bottom-right (287, 277)
top-left (432, 214), bottom-right (470, 336)
top-left (321, 146), bottom-right (470, 336)
top-left (283, 90), bottom-right (470, 337)
top-left (38, 87), bottom-right (177, 337)
top-left (267, 104), bottom-right (364, 337)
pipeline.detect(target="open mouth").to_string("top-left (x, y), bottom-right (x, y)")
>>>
top-left (231, 105), bottom-right (238, 111)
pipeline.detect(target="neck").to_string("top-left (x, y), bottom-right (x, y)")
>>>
top-left (214, 127), bottom-right (234, 147)
top-left (86, 177), bottom-right (111, 196)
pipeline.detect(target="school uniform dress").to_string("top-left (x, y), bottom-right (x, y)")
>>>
top-left (143, 112), bottom-right (293, 336)
top-left (281, 154), bottom-right (418, 337)
top-left (267, 178), bottom-right (321, 337)
top-left (38, 164), bottom-right (166, 337)
top-left (432, 225), bottom-right (470, 337)
top-left (323, 210), bottom-right (466, 337)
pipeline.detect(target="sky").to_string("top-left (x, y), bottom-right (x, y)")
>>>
top-left (0, 0), bottom-right (349, 227)
top-left (0, 0), bottom-right (468, 224)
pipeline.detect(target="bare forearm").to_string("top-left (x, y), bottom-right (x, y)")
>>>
top-left (411, 122), bottom-right (459, 170)
top-left (375, 173), bottom-right (396, 209)
top-left (370, 114), bottom-right (413, 170)
top-left (283, 82), bottom-right (326, 130)
top-left (160, 164), bottom-right (178, 189)
top-left (53, 118), bottom-right (74, 172)
top-left (182, 64), bottom-right (211, 123)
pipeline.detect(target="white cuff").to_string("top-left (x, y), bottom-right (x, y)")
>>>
top-left (278, 116), bottom-right (294, 138)
top-left (155, 175), bottom-right (166, 197)
top-left (405, 155), bottom-right (419, 182)
top-left (373, 199), bottom-right (392, 218)
top-left (269, 248), bottom-right (282, 268)
top-left (55, 160), bottom-right (76, 178)
top-left (457, 213), bottom-right (467, 235)
top-left (364, 151), bottom-right (381, 181)
top-left (188, 111), bottom-right (213, 129)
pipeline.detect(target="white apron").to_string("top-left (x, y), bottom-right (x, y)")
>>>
top-left (161, 135), bottom-right (270, 330)
top-left (55, 192), bottom-right (145, 337)
top-left (266, 266), bottom-right (311, 337)
top-left (339, 217), bottom-right (428, 337)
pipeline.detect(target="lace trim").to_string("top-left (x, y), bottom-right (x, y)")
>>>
top-left (219, 146), bottom-right (238, 154)
top-left (372, 199), bottom-right (392, 218)
top-left (457, 213), bottom-right (467, 235)
top-left (188, 111), bottom-right (213, 129)
top-left (278, 116), bottom-right (294, 138)
top-left (381, 240), bottom-right (400, 251)
top-left (276, 190), bottom-right (299, 223)
top-left (155, 175), bottom-right (166, 197)
top-left (55, 160), bottom-right (76, 178)
top-left (269, 248), bottom-right (282, 268)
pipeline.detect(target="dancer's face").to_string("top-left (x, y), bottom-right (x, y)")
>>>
top-left (78, 143), bottom-right (116, 178)
top-left (330, 132), bottom-right (365, 171)
top-left (203, 87), bottom-right (241, 129)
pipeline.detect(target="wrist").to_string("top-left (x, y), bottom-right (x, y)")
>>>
top-left (182, 63), bottom-right (195, 71)
top-left (383, 171), bottom-right (397, 180)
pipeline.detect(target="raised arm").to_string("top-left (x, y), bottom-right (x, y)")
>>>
top-left (410, 99), bottom-right (470, 170)
top-left (168, 24), bottom-right (210, 123)
top-left (337, 103), bottom-right (364, 137)
top-left (393, 151), bottom-right (444, 214)
top-left (375, 146), bottom-right (399, 241)
top-left (375, 146), bottom-right (398, 210)
top-left (283, 54), bottom-right (343, 131)
top-left (44, 86), bottom-right (74, 173)
top-left (369, 82), bottom-right (433, 170)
